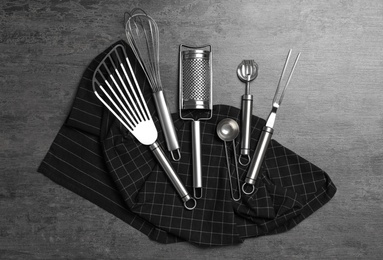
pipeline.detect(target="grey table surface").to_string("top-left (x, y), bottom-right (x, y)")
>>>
top-left (1, 0), bottom-right (382, 259)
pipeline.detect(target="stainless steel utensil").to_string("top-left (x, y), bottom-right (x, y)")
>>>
top-left (179, 44), bottom-right (213, 199)
top-left (125, 8), bottom-right (181, 161)
top-left (92, 44), bottom-right (196, 210)
top-left (237, 60), bottom-right (258, 166)
top-left (216, 118), bottom-right (241, 201)
top-left (242, 50), bottom-right (301, 195)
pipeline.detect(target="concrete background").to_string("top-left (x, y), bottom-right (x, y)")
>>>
top-left (1, 0), bottom-right (382, 259)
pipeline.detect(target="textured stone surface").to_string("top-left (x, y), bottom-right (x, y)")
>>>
top-left (1, 0), bottom-right (382, 258)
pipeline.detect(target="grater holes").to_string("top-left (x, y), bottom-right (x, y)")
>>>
top-left (182, 59), bottom-right (210, 101)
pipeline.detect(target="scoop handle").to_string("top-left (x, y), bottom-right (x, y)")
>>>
top-left (150, 142), bottom-right (196, 210)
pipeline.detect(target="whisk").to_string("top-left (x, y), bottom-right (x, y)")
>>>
top-left (92, 44), bottom-right (196, 210)
top-left (125, 8), bottom-right (181, 161)
top-left (242, 49), bottom-right (301, 195)
top-left (237, 60), bottom-right (258, 166)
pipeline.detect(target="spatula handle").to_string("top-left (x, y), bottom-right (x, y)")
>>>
top-left (150, 142), bottom-right (196, 210)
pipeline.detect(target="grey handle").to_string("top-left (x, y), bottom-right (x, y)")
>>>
top-left (191, 120), bottom-right (202, 199)
top-left (242, 126), bottom-right (274, 194)
top-left (239, 94), bottom-right (253, 165)
top-left (153, 91), bottom-right (181, 161)
top-left (150, 142), bottom-right (196, 210)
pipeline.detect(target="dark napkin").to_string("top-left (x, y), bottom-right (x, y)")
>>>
top-left (38, 40), bottom-right (337, 246)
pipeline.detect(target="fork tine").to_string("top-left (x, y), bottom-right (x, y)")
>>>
top-left (273, 50), bottom-right (291, 104)
top-left (273, 50), bottom-right (301, 106)
top-left (279, 52), bottom-right (301, 104)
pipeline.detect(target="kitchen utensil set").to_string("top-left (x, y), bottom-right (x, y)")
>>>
top-left (92, 8), bottom-right (300, 209)
top-left (92, 44), bottom-right (196, 210)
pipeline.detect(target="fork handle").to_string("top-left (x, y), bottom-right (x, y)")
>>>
top-left (150, 142), bottom-right (196, 210)
top-left (243, 126), bottom-right (274, 188)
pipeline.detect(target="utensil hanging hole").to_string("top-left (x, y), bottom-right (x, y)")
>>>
top-left (238, 154), bottom-right (250, 166)
top-left (242, 183), bottom-right (255, 195)
top-left (193, 187), bottom-right (202, 199)
top-left (170, 149), bottom-right (181, 161)
top-left (184, 197), bottom-right (197, 210)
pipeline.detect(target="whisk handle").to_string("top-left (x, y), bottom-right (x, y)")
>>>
top-left (239, 94), bottom-right (253, 166)
top-left (153, 91), bottom-right (181, 161)
top-left (150, 142), bottom-right (196, 210)
top-left (243, 126), bottom-right (274, 194)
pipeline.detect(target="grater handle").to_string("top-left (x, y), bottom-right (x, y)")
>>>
top-left (150, 142), bottom-right (196, 210)
top-left (192, 120), bottom-right (203, 199)
top-left (153, 91), bottom-right (181, 161)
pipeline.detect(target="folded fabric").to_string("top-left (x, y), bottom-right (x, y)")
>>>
top-left (38, 40), bottom-right (337, 246)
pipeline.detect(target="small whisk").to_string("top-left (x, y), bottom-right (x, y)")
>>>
top-left (237, 60), bottom-right (258, 166)
top-left (242, 49), bottom-right (301, 195)
top-left (125, 8), bottom-right (181, 161)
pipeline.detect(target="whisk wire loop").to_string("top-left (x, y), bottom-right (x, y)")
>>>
top-left (125, 10), bottom-right (163, 93)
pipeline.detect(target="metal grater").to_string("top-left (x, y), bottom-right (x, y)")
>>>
top-left (182, 57), bottom-right (211, 109)
top-left (179, 44), bottom-right (213, 199)
top-left (179, 45), bottom-right (213, 115)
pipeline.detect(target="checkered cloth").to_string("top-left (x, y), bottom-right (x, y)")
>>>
top-left (38, 40), bottom-right (337, 246)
